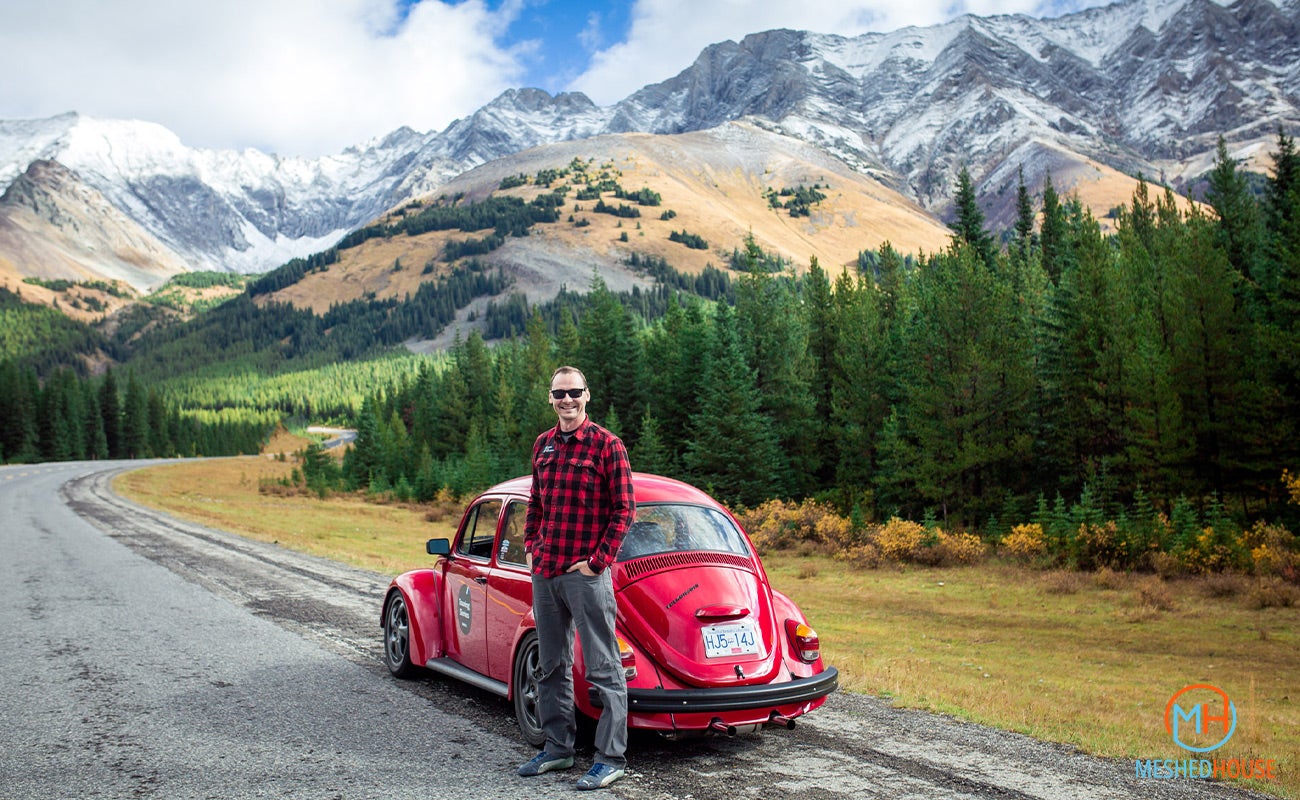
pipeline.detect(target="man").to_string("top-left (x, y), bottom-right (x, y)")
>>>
top-left (518, 366), bottom-right (635, 791)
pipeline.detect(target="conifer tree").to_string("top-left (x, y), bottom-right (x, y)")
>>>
top-left (1205, 135), bottom-right (1263, 291)
top-left (122, 371), bottom-right (150, 458)
top-left (1040, 170), bottom-right (1069, 284)
top-left (578, 273), bottom-right (644, 440)
top-left (99, 368), bottom-right (123, 458)
top-left (684, 302), bottom-right (781, 507)
top-left (801, 257), bottom-right (838, 488)
top-left (733, 237), bottom-right (809, 497)
top-left (950, 165), bottom-right (996, 268)
top-left (632, 411), bottom-right (676, 476)
top-left (1015, 166), bottom-right (1036, 253)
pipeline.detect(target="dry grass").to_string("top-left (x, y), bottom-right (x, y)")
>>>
top-left (114, 457), bottom-right (457, 575)
top-left (116, 458), bottom-right (1297, 798)
top-left (762, 557), bottom-right (1299, 798)
top-left (265, 123), bottom-right (958, 314)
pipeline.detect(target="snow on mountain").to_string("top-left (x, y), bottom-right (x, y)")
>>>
top-left (0, 0), bottom-right (1296, 290)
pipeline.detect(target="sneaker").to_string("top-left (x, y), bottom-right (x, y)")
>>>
top-left (517, 751), bottom-right (574, 777)
top-left (576, 763), bottom-right (626, 790)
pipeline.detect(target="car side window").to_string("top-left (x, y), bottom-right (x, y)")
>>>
top-left (498, 501), bottom-right (529, 566)
top-left (456, 499), bottom-right (501, 560)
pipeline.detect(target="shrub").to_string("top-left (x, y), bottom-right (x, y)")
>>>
top-left (1072, 522), bottom-right (1129, 571)
top-left (1248, 577), bottom-right (1300, 609)
top-left (833, 542), bottom-right (883, 568)
top-left (1001, 523), bottom-right (1047, 561)
top-left (1134, 576), bottom-right (1177, 612)
top-left (940, 531), bottom-right (988, 565)
top-left (1181, 525), bottom-right (1249, 574)
top-left (1042, 570), bottom-right (1085, 595)
top-left (1242, 520), bottom-right (1298, 580)
top-left (873, 517), bottom-right (926, 561)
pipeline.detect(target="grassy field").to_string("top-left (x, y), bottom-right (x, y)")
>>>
top-left (115, 456), bottom-right (1298, 798)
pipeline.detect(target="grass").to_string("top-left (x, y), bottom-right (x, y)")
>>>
top-left (764, 557), bottom-right (1298, 799)
top-left (114, 456), bottom-right (459, 576)
top-left (114, 457), bottom-right (1298, 798)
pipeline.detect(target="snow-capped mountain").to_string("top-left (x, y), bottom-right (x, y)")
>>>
top-left (1, 0), bottom-right (1296, 290)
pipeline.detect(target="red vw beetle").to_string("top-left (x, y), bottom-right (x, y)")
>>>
top-left (380, 472), bottom-right (837, 744)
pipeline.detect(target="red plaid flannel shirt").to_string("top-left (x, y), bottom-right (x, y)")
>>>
top-left (524, 417), bottom-right (635, 578)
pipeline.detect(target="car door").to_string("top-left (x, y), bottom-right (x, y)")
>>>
top-left (486, 498), bottom-right (533, 683)
top-left (442, 497), bottom-right (500, 677)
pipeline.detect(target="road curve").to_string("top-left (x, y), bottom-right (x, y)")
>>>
top-left (0, 460), bottom-right (1272, 800)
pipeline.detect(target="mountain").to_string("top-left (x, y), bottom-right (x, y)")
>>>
top-left (1, 0), bottom-right (1296, 298)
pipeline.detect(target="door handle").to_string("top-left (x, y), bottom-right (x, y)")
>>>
top-left (474, 576), bottom-right (488, 585)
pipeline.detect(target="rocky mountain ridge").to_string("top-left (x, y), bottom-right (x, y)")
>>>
top-left (1, 0), bottom-right (1296, 292)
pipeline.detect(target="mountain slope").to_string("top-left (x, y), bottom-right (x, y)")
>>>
top-left (0, 0), bottom-right (1294, 299)
top-left (266, 122), bottom-right (954, 322)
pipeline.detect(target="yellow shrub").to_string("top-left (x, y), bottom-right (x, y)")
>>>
top-left (873, 517), bottom-right (927, 561)
top-left (1244, 520), bottom-right (1298, 577)
top-left (940, 531), bottom-right (988, 565)
top-left (815, 513), bottom-right (861, 550)
top-left (1284, 469), bottom-right (1300, 506)
top-left (1001, 523), bottom-right (1046, 561)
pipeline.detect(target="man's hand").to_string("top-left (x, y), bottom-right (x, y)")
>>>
top-left (566, 560), bottom-right (597, 577)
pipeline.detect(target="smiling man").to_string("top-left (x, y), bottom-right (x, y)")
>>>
top-left (520, 365), bottom-right (635, 790)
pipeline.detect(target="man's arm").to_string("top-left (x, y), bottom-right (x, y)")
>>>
top-left (586, 437), bottom-right (635, 573)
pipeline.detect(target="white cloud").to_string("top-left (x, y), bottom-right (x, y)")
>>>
top-left (0, 0), bottom-right (1107, 156)
top-left (0, 0), bottom-right (524, 156)
top-left (568, 0), bottom-right (1059, 105)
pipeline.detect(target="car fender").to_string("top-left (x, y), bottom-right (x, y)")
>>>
top-left (770, 588), bottom-right (824, 677)
top-left (387, 570), bottom-right (445, 665)
top-left (505, 611), bottom-right (538, 700)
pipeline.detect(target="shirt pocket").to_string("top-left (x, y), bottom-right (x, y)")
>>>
top-left (566, 457), bottom-right (599, 507)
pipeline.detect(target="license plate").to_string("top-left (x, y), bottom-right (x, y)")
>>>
top-left (702, 621), bottom-right (759, 658)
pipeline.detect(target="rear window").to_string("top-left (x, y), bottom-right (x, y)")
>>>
top-left (616, 504), bottom-right (751, 562)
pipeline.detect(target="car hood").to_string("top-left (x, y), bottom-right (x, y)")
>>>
top-left (616, 552), bottom-right (781, 686)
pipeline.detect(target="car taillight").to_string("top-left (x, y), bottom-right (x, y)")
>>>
top-left (785, 620), bottom-right (820, 663)
top-left (617, 635), bottom-right (637, 680)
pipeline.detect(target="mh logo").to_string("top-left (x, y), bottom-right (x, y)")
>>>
top-left (1164, 684), bottom-right (1237, 753)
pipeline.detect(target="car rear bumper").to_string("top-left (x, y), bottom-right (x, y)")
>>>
top-left (590, 666), bottom-right (838, 713)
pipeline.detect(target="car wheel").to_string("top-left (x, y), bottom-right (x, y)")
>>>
top-left (383, 591), bottom-right (419, 678)
top-left (512, 633), bottom-right (546, 747)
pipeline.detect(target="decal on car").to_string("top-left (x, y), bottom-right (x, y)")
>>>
top-left (457, 583), bottom-right (472, 634)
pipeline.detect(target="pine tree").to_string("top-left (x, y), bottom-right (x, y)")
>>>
top-left (950, 165), bottom-right (996, 268)
top-left (632, 411), bottom-right (675, 476)
top-left (122, 371), bottom-right (150, 458)
top-left (733, 240), bottom-right (810, 497)
top-left (1014, 166), bottom-right (1036, 253)
top-left (99, 368), bottom-right (123, 458)
top-left (577, 273), bottom-right (644, 441)
top-left (684, 302), bottom-right (782, 507)
top-left (1040, 171), bottom-right (1069, 284)
top-left (1205, 135), bottom-right (1264, 292)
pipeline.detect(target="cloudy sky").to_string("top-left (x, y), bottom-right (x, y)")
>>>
top-left (0, 0), bottom-right (1108, 158)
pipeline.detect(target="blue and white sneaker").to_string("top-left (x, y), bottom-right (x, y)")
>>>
top-left (517, 751), bottom-right (574, 777)
top-left (576, 763), bottom-right (626, 790)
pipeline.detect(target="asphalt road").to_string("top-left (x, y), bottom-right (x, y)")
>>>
top-left (0, 460), bottom-right (1275, 800)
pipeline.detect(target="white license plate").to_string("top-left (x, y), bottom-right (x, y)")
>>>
top-left (702, 621), bottom-right (759, 658)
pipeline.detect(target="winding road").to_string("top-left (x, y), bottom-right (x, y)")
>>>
top-left (0, 460), bottom-right (1272, 799)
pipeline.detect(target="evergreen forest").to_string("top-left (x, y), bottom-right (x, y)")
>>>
top-left (3, 133), bottom-right (1300, 568)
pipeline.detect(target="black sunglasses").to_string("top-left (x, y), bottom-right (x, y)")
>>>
top-left (550, 388), bottom-right (587, 399)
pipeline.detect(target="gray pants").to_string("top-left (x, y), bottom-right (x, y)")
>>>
top-left (531, 570), bottom-right (628, 768)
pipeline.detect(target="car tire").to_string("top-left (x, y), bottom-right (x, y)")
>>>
top-left (512, 633), bottom-right (546, 748)
top-left (383, 591), bottom-right (419, 678)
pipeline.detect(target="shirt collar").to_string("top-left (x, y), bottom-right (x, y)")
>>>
top-left (554, 415), bottom-right (591, 440)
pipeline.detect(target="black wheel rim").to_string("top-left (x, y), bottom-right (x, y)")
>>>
top-left (384, 595), bottom-right (409, 668)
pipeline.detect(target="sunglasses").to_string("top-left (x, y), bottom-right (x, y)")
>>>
top-left (550, 388), bottom-right (587, 399)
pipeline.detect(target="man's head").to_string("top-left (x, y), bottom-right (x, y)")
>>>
top-left (549, 366), bottom-right (589, 431)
